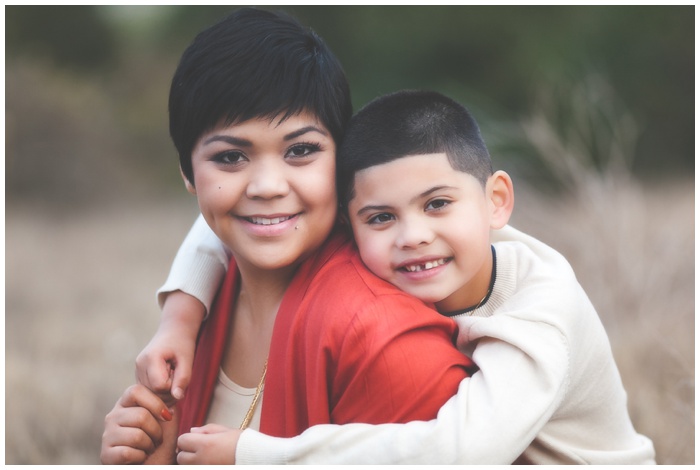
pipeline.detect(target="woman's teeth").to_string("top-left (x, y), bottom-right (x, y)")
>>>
top-left (249, 215), bottom-right (293, 225)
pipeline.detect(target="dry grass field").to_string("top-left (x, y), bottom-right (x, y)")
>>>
top-left (5, 174), bottom-right (694, 464)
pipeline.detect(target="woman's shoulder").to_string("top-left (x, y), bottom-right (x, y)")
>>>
top-left (284, 230), bottom-right (446, 331)
top-left (312, 248), bottom-right (446, 329)
top-left (315, 237), bottom-right (421, 301)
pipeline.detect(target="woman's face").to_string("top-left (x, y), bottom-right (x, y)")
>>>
top-left (187, 111), bottom-right (337, 274)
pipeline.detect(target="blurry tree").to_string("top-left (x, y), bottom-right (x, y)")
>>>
top-left (288, 6), bottom-right (693, 177)
top-left (6, 6), bottom-right (118, 72)
top-left (5, 5), bottom-right (694, 210)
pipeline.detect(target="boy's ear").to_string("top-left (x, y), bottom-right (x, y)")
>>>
top-left (486, 170), bottom-right (514, 229)
top-left (181, 167), bottom-right (197, 195)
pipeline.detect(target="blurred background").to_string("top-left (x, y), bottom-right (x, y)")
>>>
top-left (5, 5), bottom-right (694, 464)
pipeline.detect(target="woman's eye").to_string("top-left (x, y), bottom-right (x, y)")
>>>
top-left (212, 151), bottom-right (246, 165)
top-left (367, 213), bottom-right (394, 225)
top-left (287, 143), bottom-right (320, 159)
top-left (426, 199), bottom-right (451, 211)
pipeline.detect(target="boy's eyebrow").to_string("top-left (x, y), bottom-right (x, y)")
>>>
top-left (412, 185), bottom-right (457, 204)
top-left (356, 204), bottom-right (392, 217)
top-left (355, 185), bottom-right (458, 217)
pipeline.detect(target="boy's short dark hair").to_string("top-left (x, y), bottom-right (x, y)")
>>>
top-left (337, 90), bottom-right (493, 209)
top-left (169, 7), bottom-right (352, 185)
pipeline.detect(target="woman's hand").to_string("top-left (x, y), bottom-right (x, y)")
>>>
top-left (177, 424), bottom-right (243, 465)
top-left (100, 384), bottom-right (176, 464)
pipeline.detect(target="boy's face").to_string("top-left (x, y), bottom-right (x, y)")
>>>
top-left (348, 153), bottom-right (500, 313)
top-left (185, 111), bottom-right (337, 274)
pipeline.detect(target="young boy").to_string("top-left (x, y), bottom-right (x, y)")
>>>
top-left (142, 90), bottom-right (656, 464)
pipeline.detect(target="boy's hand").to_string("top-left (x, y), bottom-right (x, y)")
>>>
top-left (177, 424), bottom-right (243, 465)
top-left (136, 326), bottom-right (193, 405)
top-left (100, 384), bottom-right (174, 464)
top-left (135, 291), bottom-right (206, 405)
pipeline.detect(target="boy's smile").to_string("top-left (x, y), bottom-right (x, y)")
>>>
top-left (187, 111), bottom-right (337, 275)
top-left (348, 153), bottom-right (502, 313)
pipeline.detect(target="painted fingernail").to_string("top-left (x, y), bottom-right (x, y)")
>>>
top-left (161, 407), bottom-right (173, 421)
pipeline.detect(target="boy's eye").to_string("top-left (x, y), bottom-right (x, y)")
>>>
top-left (367, 213), bottom-right (395, 225)
top-left (286, 143), bottom-right (321, 159)
top-left (426, 199), bottom-right (451, 211)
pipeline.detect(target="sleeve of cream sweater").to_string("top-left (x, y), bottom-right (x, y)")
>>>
top-left (156, 214), bottom-right (229, 312)
top-left (235, 313), bottom-right (570, 465)
top-left (234, 231), bottom-right (655, 465)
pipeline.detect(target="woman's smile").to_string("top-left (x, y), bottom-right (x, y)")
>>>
top-left (239, 212), bottom-right (301, 237)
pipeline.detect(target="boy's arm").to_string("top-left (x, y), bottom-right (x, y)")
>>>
top-left (236, 316), bottom-right (570, 464)
top-left (156, 213), bottom-right (230, 312)
top-left (137, 214), bottom-right (230, 401)
top-left (136, 291), bottom-right (206, 401)
top-left (236, 383), bottom-right (490, 464)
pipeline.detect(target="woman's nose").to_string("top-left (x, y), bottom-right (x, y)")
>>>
top-left (246, 160), bottom-right (290, 199)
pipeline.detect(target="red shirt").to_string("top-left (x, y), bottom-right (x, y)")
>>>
top-left (179, 231), bottom-right (473, 437)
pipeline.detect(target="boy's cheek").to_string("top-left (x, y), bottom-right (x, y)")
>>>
top-left (355, 230), bottom-right (391, 274)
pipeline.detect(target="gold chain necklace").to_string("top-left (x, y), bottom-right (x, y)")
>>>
top-left (239, 360), bottom-right (267, 430)
top-left (469, 290), bottom-right (490, 315)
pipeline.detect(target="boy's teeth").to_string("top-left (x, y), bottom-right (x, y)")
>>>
top-left (250, 215), bottom-right (292, 225)
top-left (405, 258), bottom-right (447, 272)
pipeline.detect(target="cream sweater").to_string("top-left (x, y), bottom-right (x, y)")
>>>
top-left (160, 218), bottom-right (656, 464)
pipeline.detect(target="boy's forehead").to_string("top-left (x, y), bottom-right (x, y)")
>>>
top-left (353, 153), bottom-right (481, 191)
top-left (356, 152), bottom-right (452, 175)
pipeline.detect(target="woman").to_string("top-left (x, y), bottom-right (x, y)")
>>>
top-left (100, 8), bottom-right (471, 464)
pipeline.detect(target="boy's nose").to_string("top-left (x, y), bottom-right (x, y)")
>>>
top-left (396, 218), bottom-right (434, 249)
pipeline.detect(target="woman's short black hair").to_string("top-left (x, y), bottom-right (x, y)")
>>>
top-left (169, 7), bottom-right (352, 184)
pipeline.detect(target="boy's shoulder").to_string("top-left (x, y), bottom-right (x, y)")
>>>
top-left (493, 225), bottom-right (578, 286)
top-left (486, 225), bottom-right (599, 330)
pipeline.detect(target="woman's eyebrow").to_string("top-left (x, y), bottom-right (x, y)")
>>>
top-left (201, 126), bottom-right (327, 146)
top-left (284, 126), bottom-right (329, 141)
top-left (202, 135), bottom-right (251, 147)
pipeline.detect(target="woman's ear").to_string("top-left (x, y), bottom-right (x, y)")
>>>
top-left (335, 208), bottom-right (354, 236)
top-left (486, 170), bottom-right (514, 229)
top-left (181, 167), bottom-right (197, 195)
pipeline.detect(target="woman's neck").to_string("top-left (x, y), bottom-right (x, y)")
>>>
top-left (222, 260), bottom-right (298, 387)
top-left (236, 261), bottom-right (297, 323)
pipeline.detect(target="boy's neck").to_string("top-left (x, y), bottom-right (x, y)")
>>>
top-left (435, 245), bottom-right (496, 316)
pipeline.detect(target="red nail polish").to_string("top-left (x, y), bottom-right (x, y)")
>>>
top-left (161, 407), bottom-right (173, 421)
